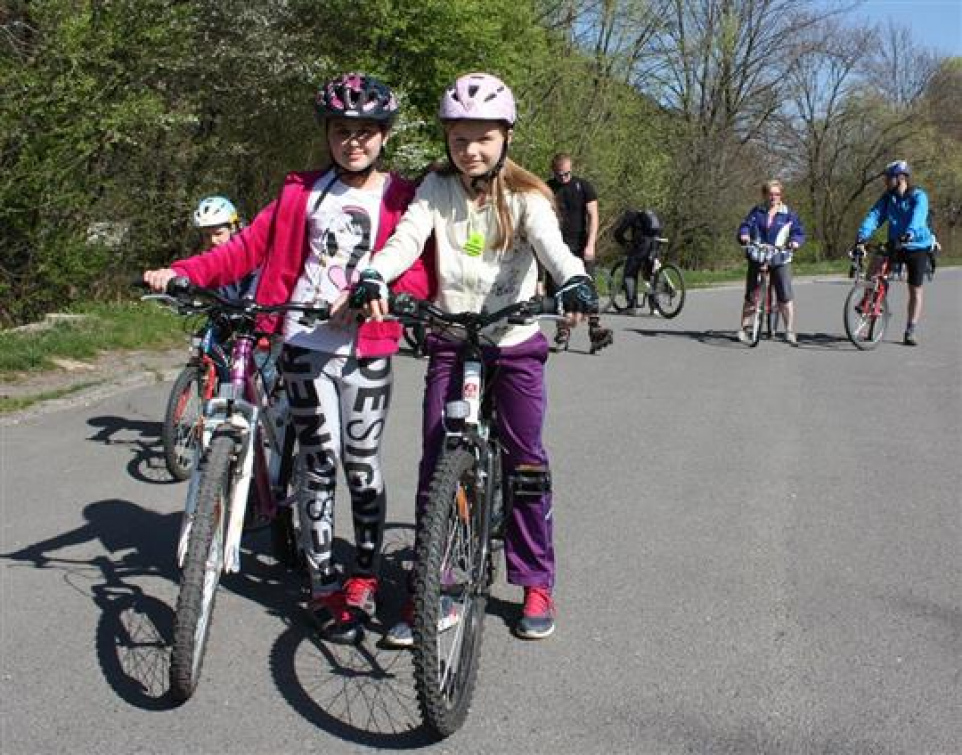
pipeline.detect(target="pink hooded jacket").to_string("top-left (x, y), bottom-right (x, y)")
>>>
top-left (171, 170), bottom-right (433, 358)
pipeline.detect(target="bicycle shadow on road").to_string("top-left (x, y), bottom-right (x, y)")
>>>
top-left (268, 522), bottom-right (436, 748)
top-left (1, 499), bottom-right (181, 710)
top-left (624, 327), bottom-right (747, 349)
top-left (1, 498), bottom-right (307, 712)
top-left (624, 328), bottom-right (856, 351)
top-left (86, 414), bottom-right (176, 486)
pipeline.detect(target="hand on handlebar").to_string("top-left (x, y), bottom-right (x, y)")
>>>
top-left (348, 269), bottom-right (389, 321)
top-left (143, 268), bottom-right (178, 292)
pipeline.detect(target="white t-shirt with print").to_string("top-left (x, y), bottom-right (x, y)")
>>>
top-left (285, 172), bottom-right (386, 354)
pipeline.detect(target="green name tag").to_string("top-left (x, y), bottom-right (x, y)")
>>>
top-left (464, 231), bottom-right (485, 257)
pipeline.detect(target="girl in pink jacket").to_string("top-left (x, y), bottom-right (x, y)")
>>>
top-left (145, 74), bottom-right (430, 644)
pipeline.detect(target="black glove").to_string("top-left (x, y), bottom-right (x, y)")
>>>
top-left (348, 269), bottom-right (388, 309)
top-left (556, 274), bottom-right (599, 314)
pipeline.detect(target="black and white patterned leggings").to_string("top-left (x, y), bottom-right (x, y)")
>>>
top-left (280, 346), bottom-right (392, 595)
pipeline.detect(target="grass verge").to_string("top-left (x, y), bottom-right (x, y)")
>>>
top-left (0, 381), bottom-right (105, 414)
top-left (0, 300), bottom-right (192, 379)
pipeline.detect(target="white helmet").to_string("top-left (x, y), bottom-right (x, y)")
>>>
top-left (193, 196), bottom-right (238, 228)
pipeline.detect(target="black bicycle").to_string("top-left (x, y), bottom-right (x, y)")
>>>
top-left (388, 294), bottom-right (561, 738)
top-left (600, 238), bottom-right (687, 318)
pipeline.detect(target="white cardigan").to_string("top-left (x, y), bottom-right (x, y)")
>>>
top-left (370, 171), bottom-right (586, 346)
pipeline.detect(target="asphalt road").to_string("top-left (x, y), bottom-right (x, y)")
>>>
top-left (2, 270), bottom-right (960, 755)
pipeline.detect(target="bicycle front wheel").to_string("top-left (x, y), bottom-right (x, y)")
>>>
top-left (748, 274), bottom-right (767, 347)
top-left (843, 281), bottom-right (889, 350)
top-left (169, 430), bottom-right (234, 702)
top-left (651, 263), bottom-right (686, 318)
top-left (412, 447), bottom-right (487, 738)
top-left (162, 365), bottom-right (207, 481)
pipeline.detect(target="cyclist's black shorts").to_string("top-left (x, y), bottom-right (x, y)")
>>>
top-left (745, 261), bottom-right (793, 304)
top-left (897, 250), bottom-right (929, 287)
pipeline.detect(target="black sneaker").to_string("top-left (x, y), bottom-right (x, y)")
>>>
top-left (553, 327), bottom-right (570, 352)
top-left (903, 329), bottom-right (918, 346)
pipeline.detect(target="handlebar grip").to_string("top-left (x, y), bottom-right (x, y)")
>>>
top-left (389, 292), bottom-right (419, 318)
top-left (166, 276), bottom-right (193, 296)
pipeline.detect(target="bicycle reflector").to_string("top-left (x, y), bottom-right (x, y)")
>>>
top-left (445, 400), bottom-right (470, 420)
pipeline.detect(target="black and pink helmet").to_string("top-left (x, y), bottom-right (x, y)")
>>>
top-left (315, 73), bottom-right (399, 124)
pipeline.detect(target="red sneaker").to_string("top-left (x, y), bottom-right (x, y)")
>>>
top-left (515, 586), bottom-right (555, 640)
top-left (343, 576), bottom-right (378, 618)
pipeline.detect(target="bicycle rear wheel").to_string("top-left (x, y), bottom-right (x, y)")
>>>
top-left (843, 280), bottom-right (889, 350)
top-left (651, 263), bottom-right (686, 318)
top-left (412, 447), bottom-right (487, 738)
top-left (169, 430), bottom-right (234, 702)
top-left (162, 365), bottom-right (208, 481)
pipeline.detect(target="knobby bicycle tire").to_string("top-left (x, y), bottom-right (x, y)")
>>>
top-left (651, 263), bottom-right (686, 318)
top-left (162, 365), bottom-right (207, 481)
top-left (843, 280), bottom-right (889, 350)
top-left (169, 430), bottom-right (234, 702)
top-left (412, 447), bottom-right (487, 738)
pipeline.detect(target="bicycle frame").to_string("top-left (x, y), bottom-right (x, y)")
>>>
top-left (396, 295), bottom-right (559, 581)
top-left (147, 283), bottom-right (321, 577)
top-left (861, 251), bottom-right (892, 317)
top-left (440, 340), bottom-right (501, 579)
top-left (177, 333), bottom-right (287, 574)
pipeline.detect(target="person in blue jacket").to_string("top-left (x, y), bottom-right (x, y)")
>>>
top-left (737, 180), bottom-right (805, 345)
top-left (856, 160), bottom-right (934, 346)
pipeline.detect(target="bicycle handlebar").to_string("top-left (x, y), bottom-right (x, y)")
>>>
top-left (389, 293), bottom-right (562, 332)
top-left (743, 243), bottom-right (792, 266)
top-left (139, 277), bottom-right (330, 323)
top-left (848, 240), bottom-right (910, 260)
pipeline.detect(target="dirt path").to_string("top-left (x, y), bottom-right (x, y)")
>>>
top-left (0, 346), bottom-right (187, 424)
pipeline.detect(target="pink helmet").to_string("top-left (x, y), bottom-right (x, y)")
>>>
top-left (438, 72), bottom-right (516, 125)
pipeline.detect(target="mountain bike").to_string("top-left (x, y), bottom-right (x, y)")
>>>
top-left (601, 238), bottom-right (687, 318)
top-left (161, 312), bottom-right (233, 481)
top-left (388, 293), bottom-right (561, 738)
top-left (145, 279), bottom-right (328, 702)
top-left (742, 243), bottom-right (790, 347)
top-left (842, 241), bottom-right (896, 350)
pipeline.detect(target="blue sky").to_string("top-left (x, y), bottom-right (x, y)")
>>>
top-left (849, 0), bottom-right (962, 56)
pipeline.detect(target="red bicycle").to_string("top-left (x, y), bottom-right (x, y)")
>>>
top-left (843, 241), bottom-right (896, 350)
top-left (742, 243), bottom-right (790, 347)
top-left (161, 314), bottom-right (232, 480)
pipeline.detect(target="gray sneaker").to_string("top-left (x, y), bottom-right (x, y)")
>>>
top-left (737, 329), bottom-right (752, 344)
top-left (785, 330), bottom-right (798, 346)
top-left (381, 596), bottom-right (461, 649)
top-left (383, 620), bottom-right (413, 648)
